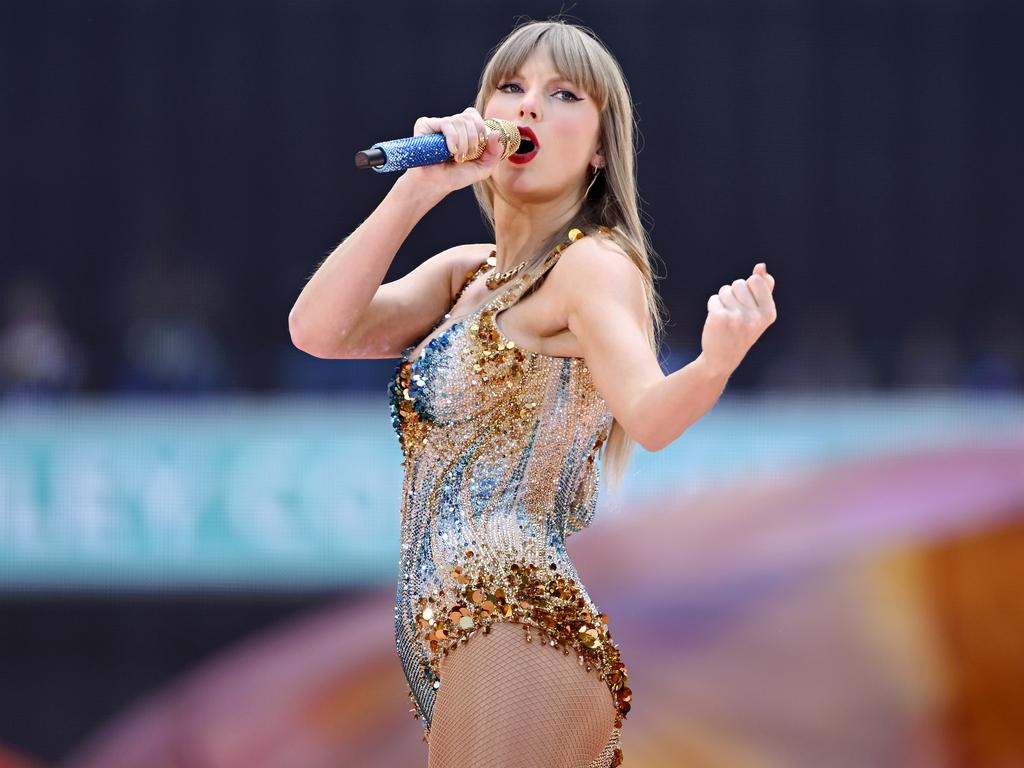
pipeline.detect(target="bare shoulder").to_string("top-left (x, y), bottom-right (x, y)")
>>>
top-left (548, 232), bottom-right (647, 318)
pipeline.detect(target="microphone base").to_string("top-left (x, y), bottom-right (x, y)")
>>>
top-left (354, 148), bottom-right (387, 169)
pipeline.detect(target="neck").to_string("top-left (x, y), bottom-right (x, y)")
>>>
top-left (491, 188), bottom-right (585, 273)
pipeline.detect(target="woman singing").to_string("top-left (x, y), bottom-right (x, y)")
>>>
top-left (289, 17), bottom-right (777, 768)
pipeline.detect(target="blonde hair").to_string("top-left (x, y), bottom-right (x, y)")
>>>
top-left (471, 18), bottom-right (668, 493)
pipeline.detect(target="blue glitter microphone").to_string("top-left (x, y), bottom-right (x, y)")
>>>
top-left (355, 118), bottom-right (521, 173)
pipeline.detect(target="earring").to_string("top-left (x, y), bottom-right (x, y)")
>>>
top-left (585, 165), bottom-right (602, 196)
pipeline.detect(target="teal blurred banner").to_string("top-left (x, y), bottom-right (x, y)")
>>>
top-left (1, 393), bottom-right (1021, 590)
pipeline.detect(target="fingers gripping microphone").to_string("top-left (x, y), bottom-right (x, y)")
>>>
top-left (355, 118), bottom-right (521, 172)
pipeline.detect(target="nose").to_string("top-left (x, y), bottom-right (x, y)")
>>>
top-left (518, 89), bottom-right (540, 121)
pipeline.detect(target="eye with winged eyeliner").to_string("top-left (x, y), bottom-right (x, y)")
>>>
top-left (496, 82), bottom-right (582, 101)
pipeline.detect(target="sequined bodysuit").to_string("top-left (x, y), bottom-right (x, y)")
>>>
top-left (387, 227), bottom-right (630, 768)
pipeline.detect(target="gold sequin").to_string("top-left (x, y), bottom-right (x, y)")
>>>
top-left (414, 541), bottom-right (632, 727)
top-left (389, 227), bottom-right (627, 766)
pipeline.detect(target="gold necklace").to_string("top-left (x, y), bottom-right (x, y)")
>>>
top-left (483, 227), bottom-right (594, 289)
top-left (484, 250), bottom-right (527, 289)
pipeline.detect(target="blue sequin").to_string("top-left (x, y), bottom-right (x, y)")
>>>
top-left (370, 132), bottom-right (453, 173)
top-left (387, 229), bottom-right (627, 766)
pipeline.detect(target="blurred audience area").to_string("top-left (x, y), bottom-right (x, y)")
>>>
top-left (2, 263), bottom-right (1021, 398)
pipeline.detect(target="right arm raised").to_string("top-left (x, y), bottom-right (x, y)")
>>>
top-left (288, 174), bottom-right (451, 359)
top-left (289, 107), bottom-right (505, 359)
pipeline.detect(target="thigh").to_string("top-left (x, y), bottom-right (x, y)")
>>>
top-left (427, 620), bottom-right (616, 768)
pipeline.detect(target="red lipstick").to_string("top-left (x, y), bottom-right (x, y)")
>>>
top-left (508, 125), bottom-right (540, 164)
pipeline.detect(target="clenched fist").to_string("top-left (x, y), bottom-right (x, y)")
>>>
top-left (699, 262), bottom-right (777, 378)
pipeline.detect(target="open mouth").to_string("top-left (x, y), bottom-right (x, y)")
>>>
top-left (515, 137), bottom-right (536, 154)
top-left (509, 128), bottom-right (539, 164)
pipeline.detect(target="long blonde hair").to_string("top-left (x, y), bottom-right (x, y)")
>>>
top-left (471, 18), bottom-right (668, 493)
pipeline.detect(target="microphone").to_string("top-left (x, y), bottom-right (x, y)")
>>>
top-left (355, 118), bottom-right (521, 172)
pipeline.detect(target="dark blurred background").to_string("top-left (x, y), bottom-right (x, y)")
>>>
top-left (1, 0), bottom-right (1022, 764)
top-left (3, 0), bottom-right (1021, 399)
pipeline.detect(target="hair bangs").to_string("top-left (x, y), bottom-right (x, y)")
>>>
top-left (481, 23), bottom-right (610, 111)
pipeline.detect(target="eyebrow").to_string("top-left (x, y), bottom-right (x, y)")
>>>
top-left (508, 71), bottom-right (578, 86)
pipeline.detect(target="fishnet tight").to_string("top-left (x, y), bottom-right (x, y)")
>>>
top-left (426, 620), bottom-right (619, 768)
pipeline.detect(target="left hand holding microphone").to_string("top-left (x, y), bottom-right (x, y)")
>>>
top-left (698, 263), bottom-right (778, 378)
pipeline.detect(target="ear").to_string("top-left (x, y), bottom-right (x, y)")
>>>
top-left (591, 154), bottom-right (605, 169)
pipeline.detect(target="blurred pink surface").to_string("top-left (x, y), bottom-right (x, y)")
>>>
top-left (64, 439), bottom-right (1024, 768)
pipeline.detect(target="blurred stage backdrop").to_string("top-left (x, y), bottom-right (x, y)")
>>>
top-left (2, 0), bottom-right (1023, 766)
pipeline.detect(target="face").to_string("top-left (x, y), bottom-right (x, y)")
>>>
top-left (483, 48), bottom-right (602, 203)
